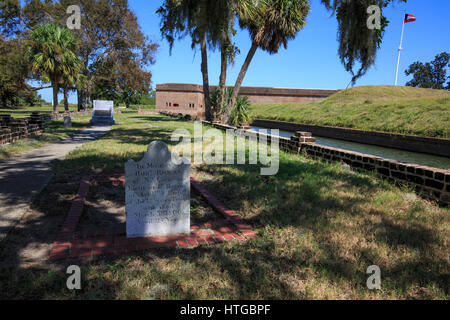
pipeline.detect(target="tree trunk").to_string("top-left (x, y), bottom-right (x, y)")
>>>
top-left (216, 47), bottom-right (228, 120)
top-left (64, 87), bottom-right (69, 112)
top-left (78, 58), bottom-right (89, 111)
top-left (200, 34), bottom-right (211, 121)
top-left (52, 81), bottom-right (59, 113)
top-left (221, 41), bottom-right (258, 124)
top-left (86, 90), bottom-right (92, 108)
top-left (77, 89), bottom-right (83, 111)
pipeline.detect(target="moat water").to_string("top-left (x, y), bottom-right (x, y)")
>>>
top-left (251, 127), bottom-right (450, 170)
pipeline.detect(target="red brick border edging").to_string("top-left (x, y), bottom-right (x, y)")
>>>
top-left (49, 175), bottom-right (256, 261)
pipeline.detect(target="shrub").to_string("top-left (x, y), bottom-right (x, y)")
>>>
top-left (230, 95), bottom-right (251, 126)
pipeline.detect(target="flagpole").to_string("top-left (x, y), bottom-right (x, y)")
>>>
top-left (394, 15), bottom-right (406, 86)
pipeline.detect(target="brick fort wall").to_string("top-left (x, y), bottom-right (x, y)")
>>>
top-left (156, 83), bottom-right (338, 119)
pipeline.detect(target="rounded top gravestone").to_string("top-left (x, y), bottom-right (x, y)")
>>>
top-left (125, 141), bottom-right (191, 238)
top-left (64, 116), bottom-right (72, 128)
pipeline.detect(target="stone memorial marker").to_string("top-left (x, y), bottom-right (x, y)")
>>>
top-left (90, 100), bottom-right (115, 125)
top-left (125, 141), bottom-right (190, 238)
top-left (64, 116), bottom-right (72, 128)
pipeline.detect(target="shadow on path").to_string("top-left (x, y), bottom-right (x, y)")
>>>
top-left (0, 126), bottom-right (111, 242)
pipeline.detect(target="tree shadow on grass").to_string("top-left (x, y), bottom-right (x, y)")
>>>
top-left (191, 159), bottom-right (449, 297)
top-left (107, 128), bottom-right (181, 147)
top-left (51, 126), bottom-right (186, 175)
top-left (46, 120), bottom-right (88, 129)
top-left (196, 159), bottom-right (377, 224)
top-left (0, 118), bottom-right (448, 299)
top-left (0, 160), bottom-right (447, 299)
top-left (55, 122), bottom-right (449, 297)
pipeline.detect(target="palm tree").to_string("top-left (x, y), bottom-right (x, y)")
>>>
top-left (60, 63), bottom-right (83, 112)
top-left (230, 95), bottom-right (251, 126)
top-left (28, 23), bottom-right (80, 113)
top-left (221, 0), bottom-right (310, 123)
top-left (158, 0), bottom-right (208, 118)
top-left (158, 0), bottom-right (239, 121)
top-left (212, 0), bottom-right (239, 121)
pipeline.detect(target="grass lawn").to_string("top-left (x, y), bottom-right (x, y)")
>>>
top-left (249, 85), bottom-right (450, 139)
top-left (0, 112), bottom-right (448, 300)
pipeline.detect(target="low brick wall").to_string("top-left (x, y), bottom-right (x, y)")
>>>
top-left (50, 175), bottom-right (257, 261)
top-left (0, 112), bottom-right (46, 145)
top-left (253, 119), bottom-right (450, 158)
top-left (160, 113), bottom-right (450, 206)
top-left (0, 110), bottom-right (92, 145)
top-left (207, 120), bottom-right (450, 206)
top-left (301, 143), bottom-right (450, 205)
top-left (204, 120), bottom-right (313, 154)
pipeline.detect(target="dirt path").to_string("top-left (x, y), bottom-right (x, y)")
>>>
top-left (0, 126), bottom-right (111, 242)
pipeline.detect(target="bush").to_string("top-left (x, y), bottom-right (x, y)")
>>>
top-left (230, 95), bottom-right (251, 126)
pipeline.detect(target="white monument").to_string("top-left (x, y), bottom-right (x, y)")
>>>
top-left (90, 100), bottom-right (115, 125)
top-left (125, 141), bottom-right (191, 238)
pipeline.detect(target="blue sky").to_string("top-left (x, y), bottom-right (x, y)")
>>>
top-left (37, 0), bottom-right (450, 103)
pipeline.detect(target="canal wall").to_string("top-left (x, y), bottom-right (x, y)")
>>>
top-left (252, 119), bottom-right (450, 158)
top-left (159, 112), bottom-right (450, 205)
top-left (300, 143), bottom-right (450, 206)
top-left (208, 120), bottom-right (450, 206)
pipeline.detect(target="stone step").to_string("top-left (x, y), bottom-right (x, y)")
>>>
top-left (92, 116), bottom-right (112, 119)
